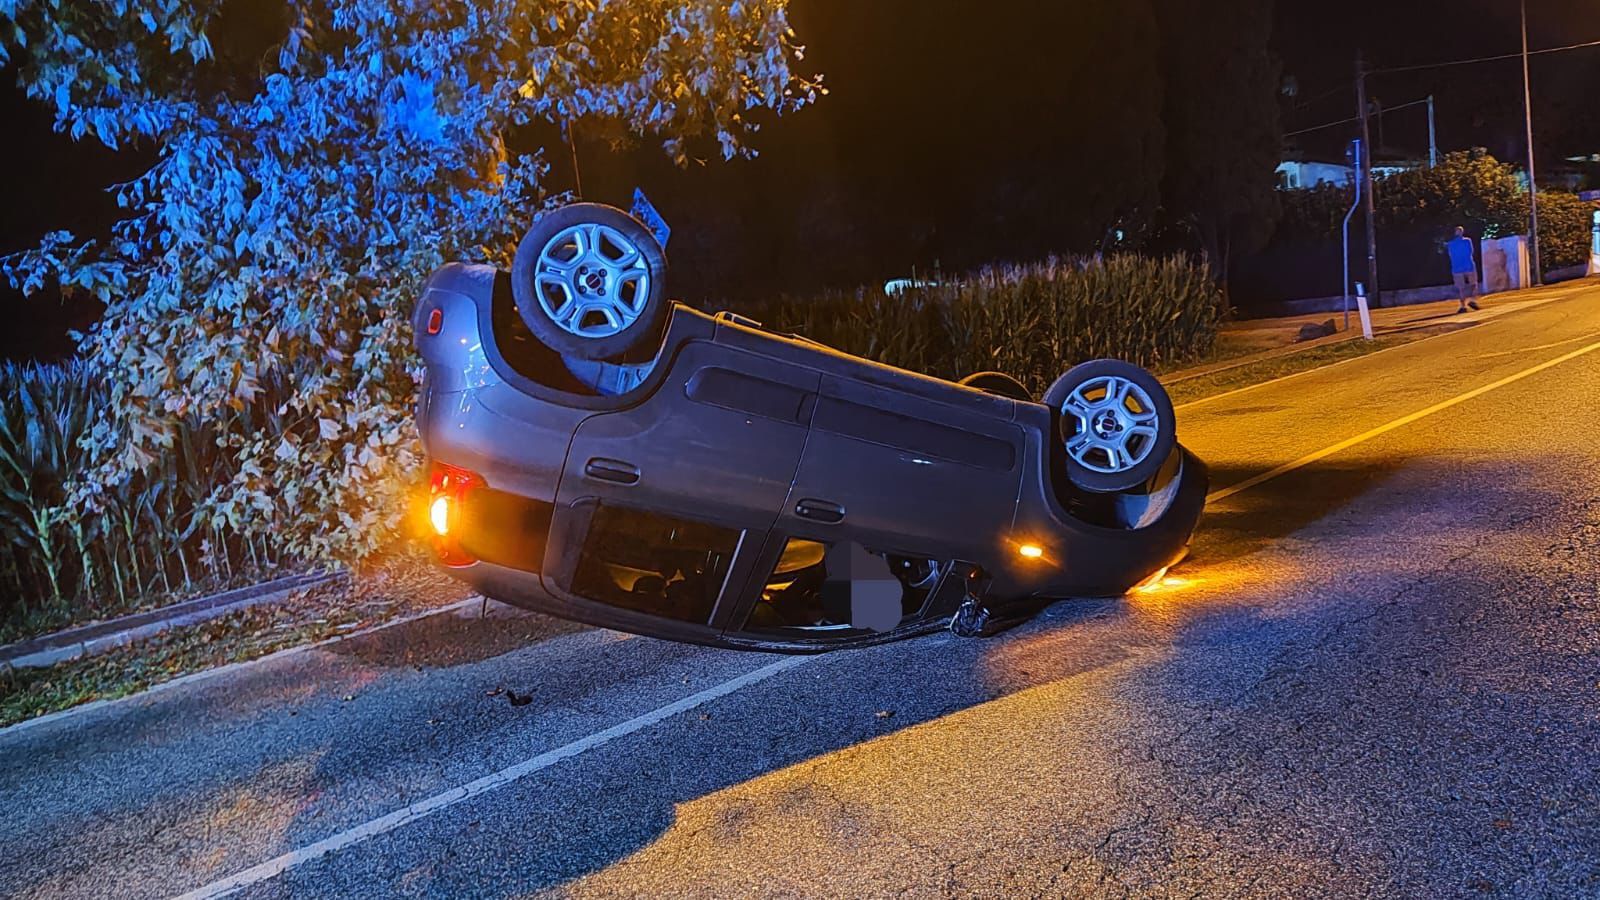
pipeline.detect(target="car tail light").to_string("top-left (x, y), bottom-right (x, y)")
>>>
top-left (425, 307), bottom-right (444, 335)
top-left (427, 461), bottom-right (483, 566)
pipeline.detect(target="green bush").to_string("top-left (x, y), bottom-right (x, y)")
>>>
top-left (1278, 150), bottom-right (1595, 270)
top-left (0, 363), bottom-right (296, 642)
top-left (1534, 191), bottom-right (1596, 270)
top-left (742, 255), bottom-right (1221, 396)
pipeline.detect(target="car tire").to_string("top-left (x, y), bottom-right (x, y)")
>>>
top-left (958, 371), bottom-right (1032, 401)
top-left (510, 203), bottom-right (669, 361)
top-left (1043, 359), bottom-right (1176, 494)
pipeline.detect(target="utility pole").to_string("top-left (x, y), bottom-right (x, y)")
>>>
top-left (1427, 95), bottom-right (1438, 168)
top-left (1356, 51), bottom-right (1381, 307)
top-left (1520, 0), bottom-right (1542, 285)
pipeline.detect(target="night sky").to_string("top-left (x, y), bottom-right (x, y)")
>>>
top-left (1275, 0), bottom-right (1600, 162)
top-left (3, 1), bottom-right (1597, 361)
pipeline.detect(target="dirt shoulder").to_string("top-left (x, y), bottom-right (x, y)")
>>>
top-left (0, 559), bottom-right (474, 727)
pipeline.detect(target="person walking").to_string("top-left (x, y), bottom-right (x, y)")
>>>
top-left (1448, 226), bottom-right (1481, 313)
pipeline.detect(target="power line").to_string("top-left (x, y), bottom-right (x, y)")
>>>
top-left (1283, 116), bottom-right (1358, 139)
top-left (1290, 79), bottom-right (1357, 112)
top-left (1283, 37), bottom-right (1600, 139)
top-left (1283, 96), bottom-right (1430, 139)
top-left (1371, 37), bottom-right (1600, 75)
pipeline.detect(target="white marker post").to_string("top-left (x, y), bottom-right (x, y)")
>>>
top-left (1354, 281), bottom-right (1374, 341)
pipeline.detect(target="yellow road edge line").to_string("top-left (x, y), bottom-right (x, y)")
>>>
top-left (1206, 336), bottom-right (1600, 505)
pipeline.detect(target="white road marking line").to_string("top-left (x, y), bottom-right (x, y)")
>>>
top-left (1173, 292), bottom-right (1576, 412)
top-left (1473, 331), bottom-right (1600, 359)
top-left (174, 654), bottom-right (812, 899)
top-left (1174, 335), bottom-right (1417, 411)
top-left (1205, 336), bottom-right (1600, 505)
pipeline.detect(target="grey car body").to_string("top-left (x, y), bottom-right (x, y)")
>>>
top-left (413, 262), bottom-right (1208, 653)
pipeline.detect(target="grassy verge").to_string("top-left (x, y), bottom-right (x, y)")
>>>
top-left (0, 559), bottom-right (472, 727)
top-left (1166, 325), bottom-right (1466, 407)
top-left (0, 568), bottom-right (290, 649)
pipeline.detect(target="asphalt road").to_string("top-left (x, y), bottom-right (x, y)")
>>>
top-left (5, 280), bottom-right (1600, 899)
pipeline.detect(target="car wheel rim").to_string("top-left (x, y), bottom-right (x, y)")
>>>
top-left (532, 222), bottom-right (652, 339)
top-left (1059, 375), bottom-right (1161, 475)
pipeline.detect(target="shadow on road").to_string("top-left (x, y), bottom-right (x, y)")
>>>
top-left (322, 603), bottom-right (1170, 896)
top-left (258, 459), bottom-right (1432, 893)
top-left (191, 454), bottom-right (1581, 895)
top-left (1191, 459), bottom-right (1407, 565)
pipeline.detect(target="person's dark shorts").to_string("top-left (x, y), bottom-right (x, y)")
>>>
top-left (1453, 270), bottom-right (1479, 296)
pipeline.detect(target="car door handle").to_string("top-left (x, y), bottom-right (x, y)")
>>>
top-left (584, 458), bottom-right (640, 485)
top-left (795, 498), bottom-right (845, 524)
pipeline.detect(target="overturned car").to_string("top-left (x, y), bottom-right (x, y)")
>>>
top-left (412, 202), bottom-right (1207, 652)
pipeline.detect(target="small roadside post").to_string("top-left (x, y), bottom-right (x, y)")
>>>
top-left (1354, 281), bottom-right (1374, 341)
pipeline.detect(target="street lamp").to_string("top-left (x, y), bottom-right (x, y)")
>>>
top-left (1342, 138), bottom-right (1364, 332)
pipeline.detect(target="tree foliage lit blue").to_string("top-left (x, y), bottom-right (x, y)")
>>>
top-left (0, 0), bottom-right (818, 561)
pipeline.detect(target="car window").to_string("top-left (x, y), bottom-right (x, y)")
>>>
top-left (744, 538), bottom-right (940, 633)
top-left (571, 504), bottom-right (739, 624)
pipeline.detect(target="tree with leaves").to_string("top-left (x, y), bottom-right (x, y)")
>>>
top-left (1280, 150), bottom-right (1594, 270)
top-left (1154, 0), bottom-right (1283, 297)
top-left (0, 0), bottom-right (818, 563)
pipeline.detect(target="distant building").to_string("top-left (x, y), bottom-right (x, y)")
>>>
top-left (1276, 154), bottom-right (1422, 191)
top-left (1275, 159), bottom-right (1353, 190)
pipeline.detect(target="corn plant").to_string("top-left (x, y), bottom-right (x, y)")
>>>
top-left (0, 363), bottom-right (300, 643)
top-left (742, 254), bottom-right (1222, 396)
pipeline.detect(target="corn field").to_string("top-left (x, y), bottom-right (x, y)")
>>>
top-left (0, 362), bottom-right (298, 643)
top-left (743, 255), bottom-right (1222, 396)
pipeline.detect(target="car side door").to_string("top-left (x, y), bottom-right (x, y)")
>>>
top-left (721, 371), bottom-right (1026, 643)
top-left (545, 339), bottom-right (819, 641)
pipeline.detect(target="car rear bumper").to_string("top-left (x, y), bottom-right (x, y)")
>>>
top-left (997, 446), bottom-right (1208, 599)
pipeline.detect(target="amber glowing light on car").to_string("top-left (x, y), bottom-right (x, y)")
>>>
top-left (1017, 543), bottom-right (1045, 559)
top-left (429, 496), bottom-right (452, 536)
top-left (426, 461), bottom-right (483, 566)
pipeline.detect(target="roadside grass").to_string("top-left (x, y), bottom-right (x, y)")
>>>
top-left (1166, 325), bottom-right (1466, 407)
top-left (0, 570), bottom-right (282, 649)
top-left (0, 559), bottom-right (472, 728)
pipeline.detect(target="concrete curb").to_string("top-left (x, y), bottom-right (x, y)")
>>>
top-left (0, 594), bottom-right (488, 739)
top-left (1247, 271), bottom-right (1592, 318)
top-left (1258, 284), bottom-right (1459, 318)
top-left (1162, 317), bottom-right (1464, 386)
top-left (0, 571), bottom-right (342, 670)
top-left (1162, 331), bottom-right (1363, 386)
top-left (1163, 289), bottom-right (1577, 387)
